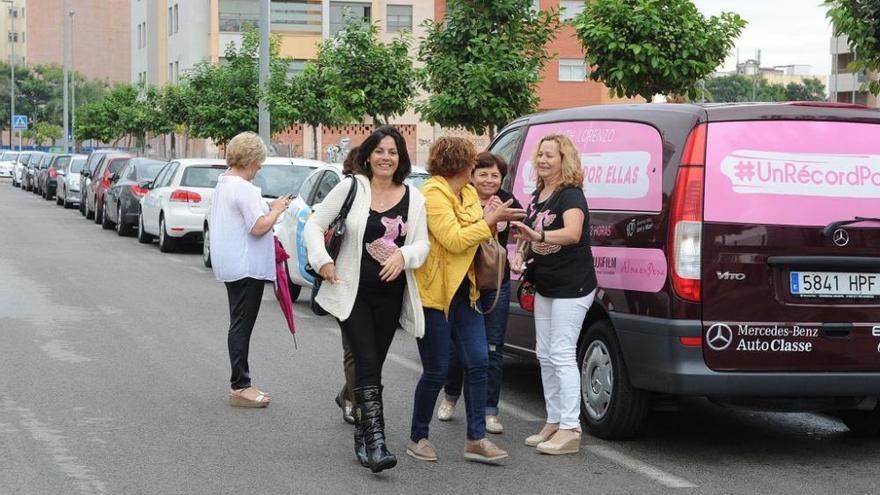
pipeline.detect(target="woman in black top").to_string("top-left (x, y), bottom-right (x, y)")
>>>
top-left (437, 152), bottom-right (522, 434)
top-left (511, 133), bottom-right (597, 456)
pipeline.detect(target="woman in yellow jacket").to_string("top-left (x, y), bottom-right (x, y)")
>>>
top-left (406, 137), bottom-right (525, 464)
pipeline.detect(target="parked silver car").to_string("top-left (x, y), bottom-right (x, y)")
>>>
top-left (54, 154), bottom-right (88, 208)
top-left (12, 151), bottom-right (31, 187)
top-left (0, 151), bottom-right (18, 179)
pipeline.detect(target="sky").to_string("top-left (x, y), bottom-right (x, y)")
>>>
top-left (691, 0), bottom-right (833, 77)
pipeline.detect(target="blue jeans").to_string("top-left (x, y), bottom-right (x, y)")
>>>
top-left (443, 279), bottom-right (510, 416)
top-left (411, 285), bottom-right (489, 442)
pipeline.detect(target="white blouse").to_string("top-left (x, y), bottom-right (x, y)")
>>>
top-left (209, 174), bottom-right (276, 283)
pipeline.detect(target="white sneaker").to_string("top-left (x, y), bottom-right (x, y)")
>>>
top-left (437, 399), bottom-right (456, 421)
top-left (485, 415), bottom-right (503, 434)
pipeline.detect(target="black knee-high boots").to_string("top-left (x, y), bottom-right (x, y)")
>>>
top-left (353, 386), bottom-right (397, 473)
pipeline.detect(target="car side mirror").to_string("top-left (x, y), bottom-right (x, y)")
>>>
top-left (81, 171), bottom-right (90, 178)
top-left (110, 173), bottom-right (119, 182)
top-left (138, 180), bottom-right (152, 190)
top-left (58, 170), bottom-right (66, 176)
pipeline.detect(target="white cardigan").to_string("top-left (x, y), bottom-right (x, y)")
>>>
top-left (303, 174), bottom-right (430, 338)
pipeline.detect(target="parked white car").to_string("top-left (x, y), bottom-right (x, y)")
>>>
top-left (274, 163), bottom-right (429, 298)
top-left (0, 151), bottom-right (19, 179)
top-left (138, 158), bottom-right (227, 252)
top-left (201, 157), bottom-right (325, 293)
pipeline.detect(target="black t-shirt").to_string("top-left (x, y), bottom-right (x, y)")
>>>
top-left (525, 186), bottom-right (597, 298)
top-left (491, 189), bottom-right (522, 282)
top-left (360, 187), bottom-right (409, 289)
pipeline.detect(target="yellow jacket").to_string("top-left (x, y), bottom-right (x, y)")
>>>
top-left (416, 176), bottom-right (493, 315)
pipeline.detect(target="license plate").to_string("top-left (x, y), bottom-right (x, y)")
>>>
top-left (790, 271), bottom-right (880, 298)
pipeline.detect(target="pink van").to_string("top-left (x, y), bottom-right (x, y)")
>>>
top-left (491, 102), bottom-right (880, 438)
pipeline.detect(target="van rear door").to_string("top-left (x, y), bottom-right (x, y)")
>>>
top-left (701, 119), bottom-right (880, 371)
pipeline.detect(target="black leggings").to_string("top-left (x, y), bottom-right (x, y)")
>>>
top-left (224, 277), bottom-right (265, 390)
top-left (338, 282), bottom-right (405, 389)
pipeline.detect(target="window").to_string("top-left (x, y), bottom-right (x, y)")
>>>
top-left (386, 4), bottom-right (412, 32)
top-left (138, 23), bottom-right (142, 48)
top-left (559, 58), bottom-right (587, 82)
top-left (219, 0), bottom-right (259, 32)
top-left (174, 61), bottom-right (179, 82)
top-left (168, 63), bottom-right (174, 83)
top-left (312, 172), bottom-right (341, 205)
top-left (560, 0), bottom-right (585, 21)
top-left (173, 4), bottom-right (179, 33)
top-left (168, 7), bottom-right (172, 36)
top-left (329, 1), bottom-right (371, 35)
top-left (531, 0), bottom-right (541, 11)
top-left (299, 171), bottom-right (322, 206)
top-left (272, 0), bottom-right (322, 34)
top-left (489, 127), bottom-right (525, 175)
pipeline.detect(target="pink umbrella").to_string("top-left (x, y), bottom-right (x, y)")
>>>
top-left (273, 236), bottom-right (297, 348)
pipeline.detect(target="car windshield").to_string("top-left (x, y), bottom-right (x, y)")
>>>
top-left (180, 166), bottom-right (225, 188)
top-left (70, 158), bottom-right (85, 173)
top-left (136, 160), bottom-right (167, 181)
top-left (253, 165), bottom-right (315, 198)
top-left (1, 152), bottom-right (17, 160)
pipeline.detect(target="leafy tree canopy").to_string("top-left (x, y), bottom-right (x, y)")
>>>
top-left (573, 0), bottom-right (746, 100)
top-left (826, 0), bottom-right (880, 95)
top-left (704, 74), bottom-right (827, 103)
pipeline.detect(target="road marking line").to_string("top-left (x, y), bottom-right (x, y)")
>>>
top-left (187, 266), bottom-right (206, 274)
top-left (167, 257), bottom-right (183, 263)
top-left (587, 444), bottom-right (698, 488)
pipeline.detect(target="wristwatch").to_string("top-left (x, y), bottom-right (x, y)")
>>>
top-left (540, 231), bottom-right (546, 243)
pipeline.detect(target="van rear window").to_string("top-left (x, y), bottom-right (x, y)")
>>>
top-left (513, 121), bottom-right (663, 212)
top-left (705, 121), bottom-right (880, 226)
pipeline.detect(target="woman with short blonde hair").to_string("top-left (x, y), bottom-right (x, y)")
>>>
top-left (511, 133), bottom-right (598, 455)
top-left (209, 131), bottom-right (292, 408)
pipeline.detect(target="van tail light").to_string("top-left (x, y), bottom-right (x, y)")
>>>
top-left (131, 184), bottom-right (148, 198)
top-left (668, 123), bottom-right (706, 303)
top-left (170, 189), bottom-right (202, 203)
top-left (49, 167), bottom-right (58, 178)
top-left (679, 336), bottom-right (703, 347)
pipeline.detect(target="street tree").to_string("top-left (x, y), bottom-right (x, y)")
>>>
top-left (704, 74), bottom-right (827, 102)
top-left (320, 16), bottom-right (417, 126)
top-left (159, 83), bottom-right (194, 157)
top-left (26, 121), bottom-right (63, 146)
top-left (573, 0), bottom-right (746, 101)
top-left (186, 26), bottom-right (290, 148)
top-left (825, 0), bottom-right (880, 95)
top-left (418, 0), bottom-right (559, 137)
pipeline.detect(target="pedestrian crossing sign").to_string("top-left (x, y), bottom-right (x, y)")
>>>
top-left (12, 115), bottom-right (27, 130)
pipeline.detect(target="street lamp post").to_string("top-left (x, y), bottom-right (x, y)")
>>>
top-left (69, 10), bottom-right (75, 152)
top-left (3, 0), bottom-right (15, 150)
top-left (63, 0), bottom-right (70, 153)
top-left (258, 0), bottom-right (270, 145)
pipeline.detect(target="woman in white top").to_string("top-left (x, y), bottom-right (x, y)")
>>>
top-left (304, 126), bottom-right (429, 473)
top-left (209, 132), bottom-right (292, 408)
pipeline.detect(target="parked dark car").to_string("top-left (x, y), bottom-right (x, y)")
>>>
top-left (38, 154), bottom-right (67, 200)
top-left (34, 153), bottom-right (57, 196)
top-left (24, 152), bottom-right (45, 192)
top-left (103, 157), bottom-right (167, 235)
top-left (86, 153), bottom-right (131, 225)
top-left (491, 102), bottom-right (880, 439)
top-left (79, 149), bottom-right (121, 217)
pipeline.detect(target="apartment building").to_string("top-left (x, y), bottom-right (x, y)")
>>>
top-left (27, 0), bottom-right (131, 83)
top-left (0, 1), bottom-right (26, 68)
top-left (830, 34), bottom-right (875, 106)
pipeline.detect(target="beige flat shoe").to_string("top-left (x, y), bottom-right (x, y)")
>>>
top-left (464, 438), bottom-right (508, 464)
top-left (536, 430), bottom-right (581, 455)
top-left (229, 387), bottom-right (271, 408)
top-left (406, 439), bottom-right (438, 461)
top-left (437, 399), bottom-right (456, 421)
top-left (525, 423), bottom-right (559, 447)
top-left (486, 415), bottom-right (504, 434)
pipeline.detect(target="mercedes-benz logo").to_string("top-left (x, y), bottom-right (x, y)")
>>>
top-left (706, 323), bottom-right (733, 351)
top-left (832, 228), bottom-right (849, 247)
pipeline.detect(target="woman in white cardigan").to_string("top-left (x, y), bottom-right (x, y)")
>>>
top-left (304, 126), bottom-right (429, 474)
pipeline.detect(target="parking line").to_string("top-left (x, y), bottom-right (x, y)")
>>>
top-left (587, 444), bottom-right (698, 488)
top-left (187, 266), bottom-right (206, 274)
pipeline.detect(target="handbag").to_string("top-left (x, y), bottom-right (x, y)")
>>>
top-left (306, 175), bottom-right (358, 316)
top-left (514, 238), bottom-right (536, 313)
top-left (474, 237), bottom-right (506, 314)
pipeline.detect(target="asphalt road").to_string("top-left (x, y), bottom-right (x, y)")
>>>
top-left (1, 179), bottom-right (878, 495)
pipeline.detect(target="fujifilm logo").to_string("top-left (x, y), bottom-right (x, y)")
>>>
top-left (717, 271), bottom-right (746, 281)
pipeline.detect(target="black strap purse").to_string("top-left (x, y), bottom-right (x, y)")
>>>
top-left (306, 175), bottom-right (358, 316)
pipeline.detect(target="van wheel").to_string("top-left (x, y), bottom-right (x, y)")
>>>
top-left (578, 319), bottom-right (650, 439)
top-left (839, 407), bottom-right (880, 436)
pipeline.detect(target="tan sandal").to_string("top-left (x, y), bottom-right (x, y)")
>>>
top-left (229, 387), bottom-right (271, 408)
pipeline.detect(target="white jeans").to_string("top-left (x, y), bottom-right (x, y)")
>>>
top-left (534, 290), bottom-right (596, 429)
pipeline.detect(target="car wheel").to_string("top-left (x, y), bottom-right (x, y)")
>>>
top-left (56, 190), bottom-right (63, 205)
top-left (117, 204), bottom-right (133, 236)
top-left (202, 224), bottom-right (212, 267)
top-left (158, 215), bottom-right (177, 253)
top-left (94, 199), bottom-right (103, 224)
top-left (839, 408), bottom-right (880, 436)
top-left (86, 197), bottom-right (95, 220)
top-left (578, 319), bottom-right (650, 439)
top-left (137, 210), bottom-right (154, 244)
top-left (101, 201), bottom-right (114, 230)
